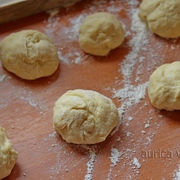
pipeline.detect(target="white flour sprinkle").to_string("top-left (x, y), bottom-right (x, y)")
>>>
top-left (45, 10), bottom-right (86, 64)
top-left (128, 116), bottom-right (133, 121)
top-left (84, 150), bottom-right (96, 180)
top-left (110, 148), bottom-right (122, 166)
top-left (57, 46), bottom-right (86, 64)
top-left (113, 82), bottom-right (149, 108)
top-left (173, 164), bottom-right (180, 180)
top-left (126, 131), bottom-right (131, 137)
top-left (108, 148), bottom-right (123, 180)
top-left (113, 8), bottom-right (150, 116)
top-left (0, 100), bottom-right (8, 109)
top-left (19, 95), bottom-right (47, 111)
top-left (0, 74), bottom-right (6, 82)
top-left (133, 157), bottom-right (141, 169)
top-left (120, 9), bottom-right (148, 83)
top-left (142, 130), bottom-right (146, 134)
top-left (145, 123), bottom-right (151, 128)
top-left (68, 14), bottom-right (85, 40)
top-left (13, 87), bottom-right (48, 113)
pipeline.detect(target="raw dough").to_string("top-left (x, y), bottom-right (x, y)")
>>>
top-left (0, 30), bottom-right (59, 80)
top-left (148, 61), bottom-right (180, 111)
top-left (53, 89), bottom-right (120, 144)
top-left (0, 126), bottom-right (18, 179)
top-left (78, 12), bottom-right (125, 56)
top-left (138, 0), bottom-right (180, 38)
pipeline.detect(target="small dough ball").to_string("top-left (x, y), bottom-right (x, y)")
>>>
top-left (148, 61), bottom-right (180, 111)
top-left (138, 0), bottom-right (180, 38)
top-left (53, 89), bottom-right (120, 144)
top-left (0, 126), bottom-right (18, 179)
top-left (78, 12), bottom-right (125, 56)
top-left (0, 30), bottom-right (59, 80)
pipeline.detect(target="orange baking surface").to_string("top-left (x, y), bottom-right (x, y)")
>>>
top-left (0, 0), bottom-right (180, 180)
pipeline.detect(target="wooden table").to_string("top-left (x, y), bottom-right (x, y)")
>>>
top-left (0, 0), bottom-right (180, 179)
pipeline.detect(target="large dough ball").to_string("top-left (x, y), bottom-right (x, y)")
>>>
top-left (0, 126), bottom-right (18, 179)
top-left (0, 30), bottom-right (59, 80)
top-left (148, 61), bottom-right (180, 111)
top-left (138, 0), bottom-right (180, 38)
top-left (53, 89), bottom-right (120, 144)
top-left (78, 12), bottom-right (125, 56)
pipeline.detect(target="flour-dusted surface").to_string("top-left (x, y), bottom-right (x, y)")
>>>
top-left (0, 0), bottom-right (180, 179)
top-left (173, 164), bottom-right (180, 180)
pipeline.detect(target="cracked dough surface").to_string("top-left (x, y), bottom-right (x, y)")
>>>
top-left (148, 61), bottom-right (180, 111)
top-left (53, 89), bottom-right (120, 144)
top-left (0, 30), bottom-right (59, 80)
top-left (138, 0), bottom-right (180, 38)
top-left (78, 12), bottom-right (125, 56)
top-left (0, 126), bottom-right (18, 179)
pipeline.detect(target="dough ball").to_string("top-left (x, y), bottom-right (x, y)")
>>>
top-left (138, 0), bottom-right (180, 38)
top-left (0, 126), bottom-right (18, 179)
top-left (0, 30), bottom-right (59, 80)
top-left (53, 89), bottom-right (120, 144)
top-left (78, 12), bottom-right (125, 56)
top-left (148, 61), bottom-right (180, 111)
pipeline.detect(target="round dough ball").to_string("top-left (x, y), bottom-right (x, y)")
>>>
top-left (78, 12), bottom-right (125, 56)
top-left (148, 61), bottom-right (180, 111)
top-left (138, 0), bottom-right (180, 38)
top-left (0, 30), bottom-right (59, 80)
top-left (0, 126), bottom-right (18, 179)
top-left (53, 89), bottom-right (120, 144)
